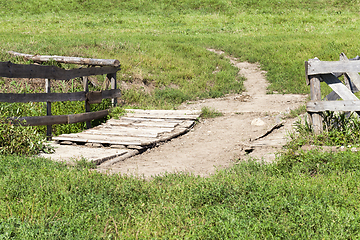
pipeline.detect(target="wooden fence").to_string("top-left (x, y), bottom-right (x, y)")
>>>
top-left (305, 53), bottom-right (360, 133)
top-left (0, 51), bottom-right (121, 139)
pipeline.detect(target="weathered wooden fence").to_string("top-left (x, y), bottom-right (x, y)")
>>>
top-left (305, 53), bottom-right (360, 133)
top-left (0, 51), bottom-right (121, 139)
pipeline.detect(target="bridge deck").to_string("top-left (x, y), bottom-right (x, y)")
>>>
top-left (45, 109), bottom-right (201, 165)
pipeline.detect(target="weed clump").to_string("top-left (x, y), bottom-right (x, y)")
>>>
top-left (0, 115), bottom-right (51, 155)
top-left (200, 106), bottom-right (223, 118)
top-left (286, 111), bottom-right (360, 149)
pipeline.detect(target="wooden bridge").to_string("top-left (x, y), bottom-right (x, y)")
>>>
top-left (45, 109), bottom-right (201, 165)
top-left (1, 51), bottom-right (201, 164)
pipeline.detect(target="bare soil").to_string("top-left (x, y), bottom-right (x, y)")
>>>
top-left (98, 50), bottom-right (307, 178)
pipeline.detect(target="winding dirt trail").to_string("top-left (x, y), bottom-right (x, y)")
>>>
top-left (98, 50), bottom-right (307, 178)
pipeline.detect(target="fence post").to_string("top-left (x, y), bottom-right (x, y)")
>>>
top-left (45, 79), bottom-right (52, 140)
top-left (83, 76), bottom-right (91, 129)
top-left (309, 75), bottom-right (323, 134)
top-left (107, 73), bottom-right (117, 107)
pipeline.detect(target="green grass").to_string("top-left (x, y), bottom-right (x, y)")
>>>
top-left (1, 151), bottom-right (360, 238)
top-left (2, 0), bottom-right (360, 238)
top-left (2, 0), bottom-right (360, 104)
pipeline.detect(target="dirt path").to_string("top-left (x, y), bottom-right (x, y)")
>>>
top-left (98, 50), bottom-right (307, 178)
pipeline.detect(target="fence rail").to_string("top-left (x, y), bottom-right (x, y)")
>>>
top-left (1, 52), bottom-right (121, 139)
top-left (305, 53), bottom-right (360, 133)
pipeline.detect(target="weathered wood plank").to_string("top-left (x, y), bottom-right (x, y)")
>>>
top-left (53, 137), bottom-right (147, 146)
top-left (45, 79), bottom-right (52, 139)
top-left (0, 92), bottom-right (86, 103)
top-left (0, 89), bottom-right (120, 103)
top-left (340, 52), bottom-right (360, 92)
top-left (92, 123), bottom-right (174, 132)
top-left (67, 110), bottom-right (109, 124)
top-left (125, 109), bottom-right (202, 116)
top-left (321, 74), bottom-right (359, 101)
top-left (118, 117), bottom-right (183, 123)
top-left (8, 51), bottom-right (120, 67)
top-left (83, 76), bottom-right (91, 129)
top-left (83, 127), bottom-right (173, 138)
top-left (106, 118), bottom-right (179, 128)
top-left (53, 134), bottom-right (155, 146)
top-left (89, 126), bottom-right (173, 134)
top-left (11, 115), bottom-right (69, 126)
top-left (309, 76), bottom-right (323, 134)
top-left (107, 73), bottom-right (117, 107)
top-left (307, 100), bottom-right (360, 112)
top-left (125, 113), bottom-right (200, 120)
top-left (0, 62), bottom-right (119, 80)
top-left (12, 110), bottom-right (109, 126)
top-left (102, 89), bottom-right (121, 100)
top-left (159, 128), bottom-right (189, 141)
top-left (82, 131), bottom-right (159, 138)
top-left (307, 60), bottom-right (360, 75)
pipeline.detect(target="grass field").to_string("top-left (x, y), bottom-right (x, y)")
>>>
top-left (2, 0), bottom-right (360, 238)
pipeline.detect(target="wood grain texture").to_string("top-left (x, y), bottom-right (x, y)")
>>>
top-left (309, 76), bottom-right (323, 134)
top-left (321, 74), bottom-right (359, 101)
top-left (8, 51), bottom-right (120, 67)
top-left (0, 62), bottom-right (119, 80)
top-left (11, 110), bottom-right (109, 126)
top-left (307, 100), bottom-right (360, 112)
top-left (307, 60), bottom-right (360, 75)
top-left (0, 89), bottom-right (120, 103)
top-left (53, 109), bottom-right (199, 147)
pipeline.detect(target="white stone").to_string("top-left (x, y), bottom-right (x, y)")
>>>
top-left (251, 118), bottom-right (265, 126)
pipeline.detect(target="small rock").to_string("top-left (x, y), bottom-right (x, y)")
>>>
top-left (60, 141), bottom-right (74, 145)
top-left (251, 118), bottom-right (265, 126)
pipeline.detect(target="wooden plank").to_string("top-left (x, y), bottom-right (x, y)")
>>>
top-left (125, 109), bottom-right (202, 116)
top-left (102, 89), bottom-right (121, 99)
top-left (11, 110), bottom-right (109, 126)
top-left (0, 89), bottom-right (120, 103)
top-left (0, 91), bottom-right (86, 103)
top-left (309, 76), bottom-right (323, 134)
top-left (159, 128), bottom-right (189, 142)
top-left (53, 137), bottom-right (147, 146)
top-left (125, 113), bottom-right (199, 120)
top-left (178, 120), bottom-right (196, 129)
top-left (82, 127), bottom-right (173, 138)
top-left (107, 73), bottom-right (118, 107)
top-left (53, 134), bottom-right (156, 146)
top-left (8, 51), bottom-right (120, 67)
top-left (339, 52), bottom-right (360, 92)
top-left (118, 117), bottom-right (183, 123)
top-left (307, 100), bottom-right (360, 112)
top-left (0, 62), bottom-right (119, 80)
top-left (83, 76), bottom-right (91, 129)
top-left (89, 126), bottom-right (173, 134)
top-left (11, 115), bottom-right (68, 126)
top-left (87, 91), bottom-right (102, 104)
top-left (106, 118), bottom-right (179, 128)
top-left (81, 130), bottom-right (159, 138)
top-left (321, 74), bottom-right (359, 101)
top-left (45, 79), bottom-right (52, 139)
top-left (307, 60), bottom-right (360, 75)
top-left (67, 110), bottom-right (109, 124)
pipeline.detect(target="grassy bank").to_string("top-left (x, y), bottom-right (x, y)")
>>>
top-left (2, 1), bottom-right (360, 238)
top-left (2, 0), bottom-right (360, 100)
top-left (1, 0), bottom-right (360, 135)
top-left (1, 151), bottom-right (360, 238)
